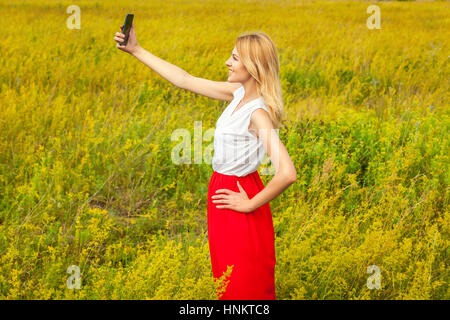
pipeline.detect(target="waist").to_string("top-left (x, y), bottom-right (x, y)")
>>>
top-left (212, 169), bottom-right (259, 178)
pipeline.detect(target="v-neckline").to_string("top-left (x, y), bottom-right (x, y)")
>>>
top-left (230, 89), bottom-right (262, 117)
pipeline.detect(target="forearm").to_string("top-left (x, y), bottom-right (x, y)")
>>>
top-left (131, 46), bottom-right (188, 88)
top-left (249, 172), bottom-right (295, 211)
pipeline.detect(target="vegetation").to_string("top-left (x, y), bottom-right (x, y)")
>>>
top-left (0, 0), bottom-right (448, 299)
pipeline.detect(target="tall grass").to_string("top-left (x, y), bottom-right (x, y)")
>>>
top-left (0, 0), bottom-right (448, 299)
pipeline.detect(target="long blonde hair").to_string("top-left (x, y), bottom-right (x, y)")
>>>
top-left (235, 31), bottom-right (284, 129)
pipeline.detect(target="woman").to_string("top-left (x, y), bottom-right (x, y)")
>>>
top-left (114, 24), bottom-right (296, 300)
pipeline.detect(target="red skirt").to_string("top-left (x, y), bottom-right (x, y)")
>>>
top-left (207, 170), bottom-right (276, 300)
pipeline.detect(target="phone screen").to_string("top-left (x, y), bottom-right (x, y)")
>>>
top-left (122, 14), bottom-right (134, 45)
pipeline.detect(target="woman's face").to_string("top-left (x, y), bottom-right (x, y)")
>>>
top-left (225, 46), bottom-right (250, 83)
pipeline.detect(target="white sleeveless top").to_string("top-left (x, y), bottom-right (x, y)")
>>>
top-left (212, 85), bottom-right (269, 177)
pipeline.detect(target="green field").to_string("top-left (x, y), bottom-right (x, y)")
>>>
top-left (0, 0), bottom-right (448, 299)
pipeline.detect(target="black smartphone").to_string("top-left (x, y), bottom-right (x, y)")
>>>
top-left (121, 14), bottom-right (134, 46)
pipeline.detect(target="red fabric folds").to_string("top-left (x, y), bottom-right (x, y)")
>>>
top-left (207, 170), bottom-right (276, 300)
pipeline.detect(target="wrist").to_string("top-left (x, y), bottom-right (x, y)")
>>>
top-left (248, 199), bottom-right (258, 212)
top-left (130, 45), bottom-right (142, 57)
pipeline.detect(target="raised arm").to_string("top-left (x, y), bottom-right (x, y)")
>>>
top-left (114, 23), bottom-right (240, 102)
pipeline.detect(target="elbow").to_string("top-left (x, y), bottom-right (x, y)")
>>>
top-left (177, 72), bottom-right (190, 90)
top-left (280, 169), bottom-right (296, 185)
top-left (288, 171), bottom-right (297, 185)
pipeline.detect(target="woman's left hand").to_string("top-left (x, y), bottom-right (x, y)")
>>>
top-left (212, 181), bottom-right (255, 213)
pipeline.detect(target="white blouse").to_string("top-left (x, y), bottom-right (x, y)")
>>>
top-left (212, 85), bottom-right (269, 177)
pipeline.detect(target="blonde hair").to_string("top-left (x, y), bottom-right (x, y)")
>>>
top-left (235, 31), bottom-right (284, 129)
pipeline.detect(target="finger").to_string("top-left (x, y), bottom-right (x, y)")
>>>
top-left (237, 181), bottom-right (246, 194)
top-left (115, 32), bottom-right (124, 37)
top-left (215, 189), bottom-right (233, 195)
top-left (114, 37), bottom-right (124, 43)
top-left (216, 205), bottom-right (232, 209)
top-left (211, 194), bottom-right (228, 199)
top-left (212, 199), bottom-right (229, 204)
top-left (212, 198), bottom-right (229, 203)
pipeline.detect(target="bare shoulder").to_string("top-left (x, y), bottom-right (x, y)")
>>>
top-left (250, 107), bottom-right (273, 129)
top-left (249, 107), bottom-right (274, 139)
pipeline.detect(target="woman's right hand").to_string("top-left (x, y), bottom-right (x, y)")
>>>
top-left (114, 23), bottom-right (139, 55)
